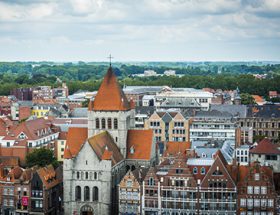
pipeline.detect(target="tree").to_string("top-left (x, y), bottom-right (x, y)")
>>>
top-left (26, 148), bottom-right (59, 168)
top-left (240, 93), bottom-right (256, 105)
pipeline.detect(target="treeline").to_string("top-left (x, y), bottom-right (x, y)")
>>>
top-left (0, 62), bottom-right (280, 96)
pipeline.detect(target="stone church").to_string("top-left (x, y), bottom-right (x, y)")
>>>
top-left (63, 66), bottom-right (156, 215)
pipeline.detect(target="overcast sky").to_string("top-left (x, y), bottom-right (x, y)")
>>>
top-left (0, 0), bottom-right (280, 62)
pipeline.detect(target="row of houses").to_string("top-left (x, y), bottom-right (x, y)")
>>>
top-left (119, 149), bottom-right (278, 215)
top-left (0, 158), bottom-right (62, 215)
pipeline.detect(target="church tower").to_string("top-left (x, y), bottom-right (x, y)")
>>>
top-left (88, 66), bottom-right (135, 157)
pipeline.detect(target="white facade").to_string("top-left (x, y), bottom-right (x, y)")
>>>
top-left (155, 88), bottom-right (213, 110)
top-left (190, 119), bottom-right (236, 142)
top-left (63, 142), bottom-right (113, 215)
top-left (235, 145), bottom-right (250, 165)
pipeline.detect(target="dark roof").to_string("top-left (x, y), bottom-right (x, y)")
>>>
top-left (247, 104), bottom-right (280, 118)
top-left (210, 104), bottom-right (247, 118)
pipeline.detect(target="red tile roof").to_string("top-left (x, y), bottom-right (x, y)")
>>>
top-left (127, 129), bottom-right (154, 160)
top-left (163, 141), bottom-right (191, 157)
top-left (36, 165), bottom-right (62, 190)
top-left (250, 138), bottom-right (280, 155)
top-left (91, 67), bottom-right (131, 111)
top-left (64, 127), bottom-right (88, 159)
top-left (88, 131), bottom-right (124, 165)
top-left (3, 118), bottom-right (56, 141)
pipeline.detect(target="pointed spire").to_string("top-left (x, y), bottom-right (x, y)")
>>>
top-left (91, 67), bottom-right (131, 111)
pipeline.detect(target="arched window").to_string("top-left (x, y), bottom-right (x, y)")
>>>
top-left (84, 186), bottom-right (90, 201)
top-left (93, 187), bottom-right (99, 201)
top-left (193, 167), bottom-right (198, 174)
top-left (94, 172), bottom-right (97, 180)
top-left (102, 118), bottom-right (106, 129)
top-left (131, 165), bottom-right (136, 171)
top-left (76, 172), bottom-right (80, 179)
top-left (96, 118), bottom-right (100, 129)
top-left (201, 167), bottom-right (206, 175)
top-left (85, 172), bottom-right (89, 179)
top-left (114, 118), bottom-right (118, 129)
top-left (75, 186), bottom-right (81, 201)
top-left (148, 177), bottom-right (155, 186)
top-left (107, 118), bottom-right (112, 129)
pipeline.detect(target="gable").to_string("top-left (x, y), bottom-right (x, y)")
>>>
top-left (201, 156), bottom-right (236, 188)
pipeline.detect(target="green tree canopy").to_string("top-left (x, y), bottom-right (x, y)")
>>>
top-left (26, 148), bottom-right (59, 168)
top-left (240, 93), bottom-right (256, 105)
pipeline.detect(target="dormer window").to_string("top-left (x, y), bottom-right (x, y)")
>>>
top-left (18, 132), bottom-right (26, 140)
top-left (130, 146), bottom-right (134, 154)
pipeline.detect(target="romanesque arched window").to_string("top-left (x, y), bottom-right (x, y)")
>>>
top-left (96, 118), bottom-right (100, 129)
top-left (84, 186), bottom-right (90, 201)
top-left (114, 118), bottom-right (118, 129)
top-left (102, 118), bottom-right (106, 129)
top-left (93, 186), bottom-right (99, 201)
top-left (94, 172), bottom-right (97, 180)
top-left (76, 172), bottom-right (80, 179)
top-left (108, 118), bottom-right (112, 129)
top-left (75, 186), bottom-right (81, 201)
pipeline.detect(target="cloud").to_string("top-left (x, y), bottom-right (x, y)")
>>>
top-left (0, 0), bottom-right (279, 61)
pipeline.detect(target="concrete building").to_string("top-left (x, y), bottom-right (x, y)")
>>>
top-left (155, 87), bottom-right (213, 111)
top-left (189, 110), bottom-right (236, 142)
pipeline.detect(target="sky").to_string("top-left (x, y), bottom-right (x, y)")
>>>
top-left (0, 0), bottom-right (280, 62)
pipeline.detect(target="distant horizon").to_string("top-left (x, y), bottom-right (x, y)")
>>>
top-left (1, 60), bottom-right (280, 64)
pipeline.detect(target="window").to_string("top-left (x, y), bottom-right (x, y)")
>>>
top-left (85, 172), bottom-right (89, 179)
top-left (93, 187), bottom-right (99, 201)
top-left (76, 172), bottom-right (80, 179)
top-left (94, 172), bottom-right (97, 180)
top-left (261, 186), bottom-right (267, 194)
top-left (254, 199), bottom-right (260, 207)
top-left (101, 118), bottom-right (106, 129)
top-left (126, 179), bottom-right (133, 187)
top-left (107, 118), bottom-right (112, 129)
top-left (193, 167), bottom-right (198, 174)
top-left (240, 198), bottom-right (246, 207)
top-left (247, 186), bottom-right (253, 194)
top-left (114, 118), bottom-right (118, 129)
top-left (148, 177), bottom-right (155, 186)
top-left (96, 118), bottom-right (100, 129)
top-left (254, 186), bottom-right (260, 194)
top-left (84, 186), bottom-right (90, 201)
top-left (255, 173), bottom-right (260, 180)
top-left (268, 199), bottom-right (274, 207)
top-left (261, 199), bottom-right (267, 207)
top-left (75, 186), bottom-right (81, 201)
top-left (201, 167), bottom-right (206, 175)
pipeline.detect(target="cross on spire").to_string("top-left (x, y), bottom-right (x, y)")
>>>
top-left (107, 54), bottom-right (113, 67)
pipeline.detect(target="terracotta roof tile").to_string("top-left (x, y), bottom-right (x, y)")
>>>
top-left (88, 131), bottom-right (124, 166)
top-left (36, 165), bottom-right (62, 190)
top-left (163, 141), bottom-right (190, 157)
top-left (127, 129), bottom-right (154, 160)
top-left (250, 138), bottom-right (280, 155)
top-left (91, 67), bottom-right (131, 111)
top-left (64, 127), bottom-right (88, 159)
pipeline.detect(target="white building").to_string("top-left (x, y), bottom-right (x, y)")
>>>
top-left (164, 70), bottom-right (176, 76)
top-left (155, 88), bottom-right (213, 110)
top-left (144, 70), bottom-right (157, 76)
top-left (235, 145), bottom-right (250, 165)
top-left (189, 110), bottom-right (236, 142)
